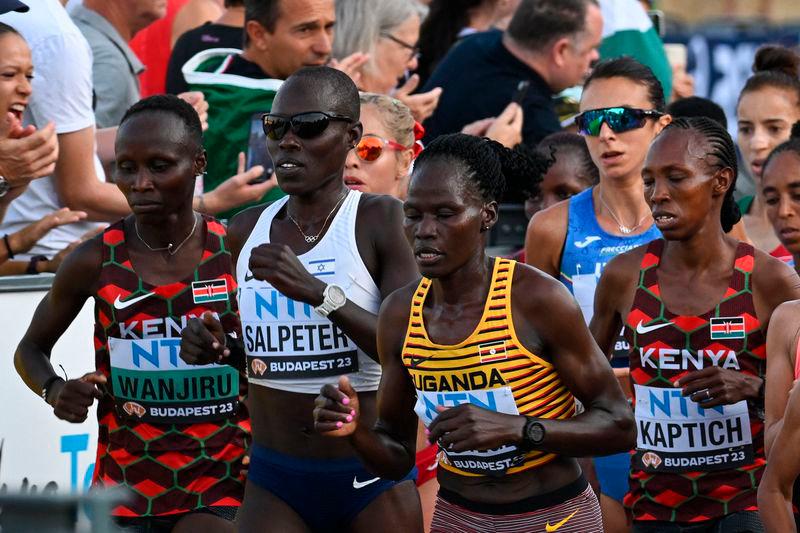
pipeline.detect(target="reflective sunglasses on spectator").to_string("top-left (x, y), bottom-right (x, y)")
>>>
top-left (355, 135), bottom-right (412, 162)
top-left (261, 111), bottom-right (353, 141)
top-left (381, 32), bottom-right (420, 62)
top-left (575, 107), bottom-right (664, 136)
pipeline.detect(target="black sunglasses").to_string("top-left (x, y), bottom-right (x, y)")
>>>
top-left (261, 111), bottom-right (353, 141)
top-left (575, 107), bottom-right (664, 136)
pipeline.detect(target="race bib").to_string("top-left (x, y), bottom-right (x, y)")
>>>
top-left (572, 273), bottom-right (597, 325)
top-left (633, 384), bottom-right (753, 472)
top-left (414, 386), bottom-right (524, 476)
top-left (240, 287), bottom-right (359, 380)
top-left (108, 337), bottom-right (239, 424)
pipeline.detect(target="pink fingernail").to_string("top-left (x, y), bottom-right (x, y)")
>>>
top-left (346, 415), bottom-right (353, 422)
top-left (336, 421), bottom-right (343, 428)
top-left (425, 428), bottom-right (430, 435)
top-left (350, 410), bottom-right (355, 416)
top-left (342, 397), bottom-right (350, 405)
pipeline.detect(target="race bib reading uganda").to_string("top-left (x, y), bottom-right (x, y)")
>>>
top-left (633, 384), bottom-right (753, 472)
top-left (108, 324), bottom-right (239, 424)
top-left (239, 281), bottom-right (359, 380)
top-left (414, 386), bottom-right (524, 475)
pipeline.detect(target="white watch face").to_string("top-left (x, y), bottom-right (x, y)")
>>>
top-left (0, 177), bottom-right (9, 197)
top-left (326, 284), bottom-right (347, 307)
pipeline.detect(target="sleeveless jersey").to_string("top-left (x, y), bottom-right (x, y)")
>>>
top-left (237, 190), bottom-right (382, 394)
top-left (92, 216), bottom-right (250, 517)
top-left (623, 239), bottom-right (765, 522)
top-left (559, 188), bottom-right (661, 325)
top-left (403, 258), bottom-right (575, 477)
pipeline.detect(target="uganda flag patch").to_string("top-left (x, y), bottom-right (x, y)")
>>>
top-left (478, 340), bottom-right (507, 363)
top-left (192, 279), bottom-right (228, 304)
top-left (710, 317), bottom-right (745, 340)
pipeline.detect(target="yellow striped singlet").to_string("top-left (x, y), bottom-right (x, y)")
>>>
top-left (403, 258), bottom-right (575, 477)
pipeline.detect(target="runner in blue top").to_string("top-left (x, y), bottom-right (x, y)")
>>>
top-left (525, 57), bottom-right (670, 532)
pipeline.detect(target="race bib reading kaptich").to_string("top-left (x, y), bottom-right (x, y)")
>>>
top-left (108, 333), bottom-right (239, 424)
top-left (240, 286), bottom-right (359, 380)
top-left (414, 386), bottom-right (524, 476)
top-left (633, 384), bottom-right (753, 472)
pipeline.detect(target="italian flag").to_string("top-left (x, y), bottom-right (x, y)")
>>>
top-left (598, 0), bottom-right (673, 99)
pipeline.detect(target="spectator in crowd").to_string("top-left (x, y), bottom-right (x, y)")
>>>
top-left (0, 0), bottom-right (274, 261)
top-left (667, 95), bottom-right (728, 129)
top-left (737, 45), bottom-right (800, 259)
top-left (343, 93), bottom-right (417, 199)
top-left (333, 0), bottom-right (441, 123)
top-left (183, 0), bottom-right (343, 218)
top-left (70, 0), bottom-right (168, 128)
top-left (166, 0), bottom-right (244, 94)
top-left (416, 0), bottom-right (521, 86)
top-left (422, 0), bottom-right (603, 148)
top-left (171, 0), bottom-right (223, 46)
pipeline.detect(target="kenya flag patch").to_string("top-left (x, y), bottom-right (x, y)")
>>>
top-left (192, 279), bottom-right (228, 304)
top-left (710, 317), bottom-right (745, 340)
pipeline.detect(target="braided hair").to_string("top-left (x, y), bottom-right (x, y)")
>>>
top-left (413, 133), bottom-right (552, 203)
top-left (764, 121), bottom-right (800, 174)
top-left (660, 117), bottom-right (741, 233)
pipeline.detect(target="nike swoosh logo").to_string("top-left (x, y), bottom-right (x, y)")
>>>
top-left (426, 460), bottom-right (438, 471)
top-left (635, 320), bottom-right (672, 334)
top-left (113, 292), bottom-right (155, 310)
top-left (574, 236), bottom-right (601, 248)
top-left (244, 272), bottom-right (255, 282)
top-left (352, 476), bottom-right (380, 489)
top-left (545, 509), bottom-right (579, 532)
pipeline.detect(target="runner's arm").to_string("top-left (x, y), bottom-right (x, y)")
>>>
top-left (764, 302), bottom-right (800, 456)
top-left (523, 201), bottom-right (568, 278)
top-left (316, 289), bottom-right (420, 479)
top-left (590, 253), bottom-right (635, 359)
top-left (14, 237), bottom-right (102, 398)
top-left (758, 381), bottom-right (800, 533)
top-left (524, 268), bottom-right (635, 456)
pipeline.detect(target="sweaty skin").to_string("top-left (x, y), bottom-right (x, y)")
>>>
top-left (315, 156), bottom-right (635, 505)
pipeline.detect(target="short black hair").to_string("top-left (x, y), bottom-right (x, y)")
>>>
top-left (507, 0), bottom-right (598, 52)
top-left (280, 66), bottom-right (361, 120)
top-left (537, 132), bottom-right (599, 185)
top-left (764, 121), bottom-right (800, 177)
top-left (244, 0), bottom-right (280, 46)
top-left (584, 56), bottom-right (666, 112)
top-left (0, 21), bottom-right (21, 39)
top-left (119, 94), bottom-right (203, 150)
top-left (414, 133), bottom-right (552, 203)
top-left (660, 117), bottom-right (740, 233)
top-left (667, 96), bottom-right (728, 129)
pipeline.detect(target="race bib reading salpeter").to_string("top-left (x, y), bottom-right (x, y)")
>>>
top-left (414, 386), bottom-right (524, 476)
top-left (108, 337), bottom-right (239, 423)
top-left (239, 287), bottom-right (359, 380)
top-left (633, 384), bottom-right (753, 472)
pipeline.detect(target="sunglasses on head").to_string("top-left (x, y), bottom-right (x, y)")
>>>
top-left (575, 107), bottom-right (664, 136)
top-left (261, 111), bottom-right (353, 141)
top-left (355, 135), bottom-right (411, 162)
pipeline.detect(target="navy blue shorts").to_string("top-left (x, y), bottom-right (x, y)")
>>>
top-left (247, 444), bottom-right (417, 531)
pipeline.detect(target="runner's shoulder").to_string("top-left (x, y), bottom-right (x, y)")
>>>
top-left (379, 278), bottom-right (422, 321)
top-left (510, 260), bottom-right (579, 309)
top-left (356, 192), bottom-right (403, 223)
top-left (751, 246), bottom-right (800, 310)
top-left (227, 202), bottom-right (270, 247)
top-left (597, 243), bottom-right (649, 293)
top-left (52, 230), bottom-right (105, 296)
top-left (527, 199), bottom-right (569, 244)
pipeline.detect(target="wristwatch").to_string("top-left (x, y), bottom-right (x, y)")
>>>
top-left (41, 375), bottom-right (63, 405)
top-left (314, 284), bottom-right (347, 317)
top-left (521, 417), bottom-right (546, 451)
top-left (0, 176), bottom-right (9, 197)
top-left (26, 254), bottom-right (48, 275)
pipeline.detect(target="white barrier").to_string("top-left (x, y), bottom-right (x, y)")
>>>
top-left (0, 275), bottom-right (98, 495)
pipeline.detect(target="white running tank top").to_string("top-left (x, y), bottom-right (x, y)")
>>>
top-left (237, 190), bottom-right (382, 394)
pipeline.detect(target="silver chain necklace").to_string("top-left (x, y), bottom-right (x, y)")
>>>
top-left (287, 193), bottom-right (347, 243)
top-left (135, 213), bottom-right (199, 255)
top-left (598, 189), bottom-right (650, 235)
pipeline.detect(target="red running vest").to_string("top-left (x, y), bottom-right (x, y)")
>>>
top-left (623, 239), bottom-right (765, 523)
top-left (92, 217), bottom-right (250, 517)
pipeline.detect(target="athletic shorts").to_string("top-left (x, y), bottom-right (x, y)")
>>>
top-left (632, 511), bottom-right (764, 533)
top-left (415, 443), bottom-right (438, 486)
top-left (430, 475), bottom-right (602, 533)
top-left (247, 443), bottom-right (416, 532)
top-left (595, 451), bottom-right (631, 503)
top-left (115, 506), bottom-right (237, 533)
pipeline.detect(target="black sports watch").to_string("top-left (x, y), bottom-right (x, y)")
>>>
top-left (521, 417), bottom-right (545, 450)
